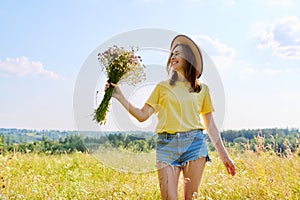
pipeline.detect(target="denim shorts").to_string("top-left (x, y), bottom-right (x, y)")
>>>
top-left (156, 129), bottom-right (211, 167)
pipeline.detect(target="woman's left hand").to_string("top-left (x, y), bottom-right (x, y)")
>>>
top-left (221, 156), bottom-right (236, 176)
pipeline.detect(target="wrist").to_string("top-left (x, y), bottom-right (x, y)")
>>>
top-left (221, 154), bottom-right (230, 160)
top-left (218, 151), bottom-right (229, 159)
top-left (116, 92), bottom-right (125, 102)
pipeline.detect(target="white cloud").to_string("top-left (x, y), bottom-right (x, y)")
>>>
top-left (238, 65), bottom-right (282, 79)
top-left (188, 34), bottom-right (285, 81)
top-left (193, 35), bottom-right (236, 58)
top-left (191, 34), bottom-right (283, 79)
top-left (241, 61), bottom-right (280, 76)
top-left (266, 0), bottom-right (294, 6)
top-left (263, 68), bottom-right (281, 75)
top-left (254, 16), bottom-right (300, 59)
top-left (224, 0), bottom-right (235, 5)
top-left (0, 56), bottom-right (59, 79)
top-left (240, 66), bottom-right (257, 75)
top-left (191, 34), bottom-right (239, 73)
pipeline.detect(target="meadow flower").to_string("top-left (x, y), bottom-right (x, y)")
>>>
top-left (94, 46), bottom-right (145, 124)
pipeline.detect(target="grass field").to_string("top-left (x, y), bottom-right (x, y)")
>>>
top-left (1, 150), bottom-right (300, 199)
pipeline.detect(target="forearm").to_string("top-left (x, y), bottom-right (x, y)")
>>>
top-left (203, 113), bottom-right (229, 159)
top-left (207, 125), bottom-right (229, 159)
top-left (116, 94), bottom-right (148, 122)
top-left (202, 112), bottom-right (236, 175)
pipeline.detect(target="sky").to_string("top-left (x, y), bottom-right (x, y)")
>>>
top-left (0, 0), bottom-right (300, 131)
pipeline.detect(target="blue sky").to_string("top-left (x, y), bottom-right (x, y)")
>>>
top-left (0, 0), bottom-right (300, 131)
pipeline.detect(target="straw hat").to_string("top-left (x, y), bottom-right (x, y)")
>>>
top-left (170, 34), bottom-right (203, 78)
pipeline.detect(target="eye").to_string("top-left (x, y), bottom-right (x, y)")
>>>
top-left (172, 52), bottom-right (180, 57)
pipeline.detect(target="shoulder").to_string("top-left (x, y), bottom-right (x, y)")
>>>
top-left (200, 83), bottom-right (208, 91)
top-left (149, 80), bottom-right (170, 93)
top-left (156, 80), bottom-right (171, 88)
top-left (199, 83), bottom-right (212, 96)
top-left (158, 80), bottom-right (170, 85)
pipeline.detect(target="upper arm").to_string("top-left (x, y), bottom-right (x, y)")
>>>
top-left (200, 85), bottom-right (215, 114)
top-left (201, 112), bottom-right (213, 131)
top-left (201, 112), bottom-right (221, 144)
top-left (145, 84), bottom-right (160, 113)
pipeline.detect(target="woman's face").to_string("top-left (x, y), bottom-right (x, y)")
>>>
top-left (170, 45), bottom-right (186, 74)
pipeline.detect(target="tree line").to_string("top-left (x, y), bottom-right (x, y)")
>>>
top-left (0, 128), bottom-right (299, 156)
top-left (0, 134), bottom-right (86, 155)
top-left (83, 132), bottom-right (156, 153)
top-left (218, 128), bottom-right (300, 156)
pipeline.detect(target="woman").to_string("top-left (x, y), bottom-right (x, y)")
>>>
top-left (105, 35), bottom-right (236, 200)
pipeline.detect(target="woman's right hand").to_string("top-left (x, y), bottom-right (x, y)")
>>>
top-left (105, 82), bottom-right (123, 100)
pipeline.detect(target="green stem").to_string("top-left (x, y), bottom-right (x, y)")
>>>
top-left (94, 63), bottom-right (125, 125)
top-left (94, 85), bottom-right (114, 125)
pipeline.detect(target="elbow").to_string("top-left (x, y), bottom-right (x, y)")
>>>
top-left (137, 117), bottom-right (147, 122)
top-left (134, 107), bottom-right (152, 122)
top-left (136, 113), bottom-right (149, 122)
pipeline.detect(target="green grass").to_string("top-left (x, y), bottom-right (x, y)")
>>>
top-left (0, 151), bottom-right (299, 199)
top-left (93, 147), bottom-right (157, 173)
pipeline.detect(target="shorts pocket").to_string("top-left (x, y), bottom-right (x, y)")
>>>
top-left (157, 136), bottom-right (169, 145)
top-left (187, 130), bottom-right (204, 140)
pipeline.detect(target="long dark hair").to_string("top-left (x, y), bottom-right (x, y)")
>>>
top-left (166, 44), bottom-right (201, 93)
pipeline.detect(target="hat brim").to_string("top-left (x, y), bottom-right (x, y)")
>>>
top-left (170, 35), bottom-right (203, 78)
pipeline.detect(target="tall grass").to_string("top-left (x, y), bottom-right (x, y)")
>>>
top-left (0, 152), bottom-right (161, 199)
top-left (1, 140), bottom-right (299, 199)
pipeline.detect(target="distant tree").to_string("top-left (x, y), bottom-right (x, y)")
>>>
top-left (0, 135), bottom-right (4, 154)
top-left (233, 137), bottom-right (247, 144)
top-left (6, 135), bottom-right (10, 146)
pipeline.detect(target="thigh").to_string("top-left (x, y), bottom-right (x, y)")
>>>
top-left (157, 162), bottom-right (181, 200)
top-left (182, 157), bottom-right (207, 200)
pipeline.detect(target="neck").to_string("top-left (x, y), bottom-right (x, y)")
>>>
top-left (177, 72), bottom-right (187, 82)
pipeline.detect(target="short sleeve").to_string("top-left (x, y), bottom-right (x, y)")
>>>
top-left (201, 87), bottom-right (215, 114)
top-left (145, 84), bottom-right (160, 112)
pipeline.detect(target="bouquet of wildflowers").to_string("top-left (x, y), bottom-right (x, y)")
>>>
top-left (94, 45), bottom-right (146, 124)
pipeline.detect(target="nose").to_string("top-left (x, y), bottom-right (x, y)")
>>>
top-left (171, 53), bottom-right (176, 60)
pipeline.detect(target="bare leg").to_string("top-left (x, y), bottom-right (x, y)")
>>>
top-left (182, 157), bottom-right (206, 200)
top-left (157, 162), bottom-right (181, 200)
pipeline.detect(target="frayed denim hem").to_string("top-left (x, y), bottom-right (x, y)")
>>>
top-left (156, 154), bottom-right (212, 170)
top-left (180, 154), bottom-right (212, 168)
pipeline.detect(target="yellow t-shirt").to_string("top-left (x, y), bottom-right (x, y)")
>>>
top-left (146, 80), bottom-right (214, 134)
